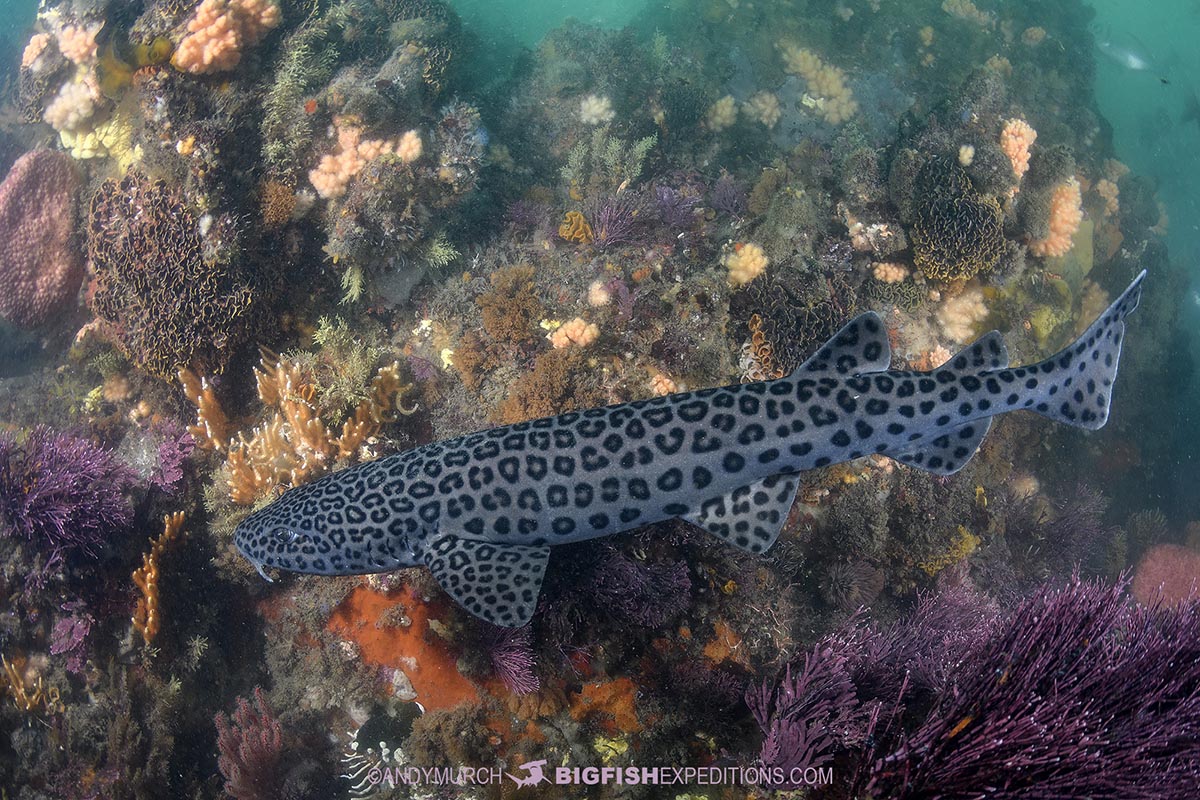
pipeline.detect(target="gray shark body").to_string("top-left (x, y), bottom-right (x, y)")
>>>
top-left (235, 271), bottom-right (1146, 626)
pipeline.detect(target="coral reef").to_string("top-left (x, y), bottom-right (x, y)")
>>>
top-left (132, 512), bottom-right (185, 644)
top-left (173, 0), bottom-right (282, 75)
top-left (183, 350), bottom-right (412, 504)
top-left (0, 0), bottom-right (1189, 793)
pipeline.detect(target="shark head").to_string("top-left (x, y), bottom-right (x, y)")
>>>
top-left (233, 465), bottom-right (423, 580)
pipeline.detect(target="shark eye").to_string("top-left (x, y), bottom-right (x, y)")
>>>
top-left (271, 526), bottom-right (299, 545)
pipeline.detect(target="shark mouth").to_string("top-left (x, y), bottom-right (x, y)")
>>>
top-left (248, 556), bottom-right (275, 583)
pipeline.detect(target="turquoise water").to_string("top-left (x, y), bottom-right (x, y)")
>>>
top-left (1, 0), bottom-right (1199, 795)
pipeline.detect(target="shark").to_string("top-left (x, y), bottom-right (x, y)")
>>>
top-left (235, 271), bottom-right (1146, 627)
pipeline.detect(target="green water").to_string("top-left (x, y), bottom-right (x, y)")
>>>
top-left (1091, 0), bottom-right (1200, 294)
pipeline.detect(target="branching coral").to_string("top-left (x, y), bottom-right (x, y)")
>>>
top-left (911, 161), bottom-right (1005, 282)
top-left (2, 655), bottom-right (62, 715)
top-left (178, 369), bottom-right (233, 451)
top-left (132, 512), bottom-right (185, 645)
top-left (183, 353), bottom-right (414, 504)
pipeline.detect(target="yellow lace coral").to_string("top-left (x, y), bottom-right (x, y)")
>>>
top-left (558, 210), bottom-right (594, 244)
top-left (918, 525), bottom-right (981, 577)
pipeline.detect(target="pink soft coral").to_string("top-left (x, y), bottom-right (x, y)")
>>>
top-left (1028, 177), bottom-right (1082, 258)
top-left (1000, 118), bottom-right (1036, 182)
top-left (172, 0), bottom-right (281, 75)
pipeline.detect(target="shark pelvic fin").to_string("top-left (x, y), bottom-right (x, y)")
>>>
top-left (795, 312), bottom-right (892, 376)
top-left (681, 472), bottom-right (800, 554)
top-left (895, 418), bottom-right (993, 475)
top-left (424, 535), bottom-right (549, 627)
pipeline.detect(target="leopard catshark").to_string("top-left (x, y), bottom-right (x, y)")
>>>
top-left (235, 270), bottom-right (1146, 627)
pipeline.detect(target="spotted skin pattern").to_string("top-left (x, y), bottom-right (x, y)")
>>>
top-left (235, 271), bottom-right (1146, 626)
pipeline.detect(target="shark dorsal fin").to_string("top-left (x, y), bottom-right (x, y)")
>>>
top-left (796, 312), bottom-right (891, 376)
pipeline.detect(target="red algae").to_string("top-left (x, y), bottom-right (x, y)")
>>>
top-left (1132, 544), bottom-right (1200, 607)
top-left (327, 584), bottom-right (479, 711)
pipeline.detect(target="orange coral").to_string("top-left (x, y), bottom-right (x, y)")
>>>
top-left (2, 654), bottom-right (61, 714)
top-left (172, 0), bottom-right (282, 75)
top-left (327, 584), bottom-right (478, 711)
top-left (178, 367), bottom-right (231, 451)
top-left (703, 619), bottom-right (750, 667)
top-left (548, 317), bottom-right (599, 349)
top-left (558, 210), bottom-right (594, 244)
top-left (1028, 178), bottom-right (1082, 258)
top-left (181, 355), bottom-right (412, 504)
top-left (570, 677), bottom-right (642, 735)
top-left (133, 512), bottom-right (186, 644)
top-left (308, 122), bottom-right (420, 199)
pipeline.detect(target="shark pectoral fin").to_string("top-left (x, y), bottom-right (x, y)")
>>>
top-left (681, 473), bottom-right (800, 554)
top-left (949, 330), bottom-right (1009, 370)
top-left (795, 312), bottom-right (892, 376)
top-left (895, 418), bottom-right (992, 475)
top-left (424, 535), bottom-right (549, 627)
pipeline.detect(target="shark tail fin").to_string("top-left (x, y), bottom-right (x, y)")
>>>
top-left (1025, 270), bottom-right (1145, 430)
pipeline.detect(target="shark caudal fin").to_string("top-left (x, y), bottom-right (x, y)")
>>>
top-left (1024, 270), bottom-right (1145, 431)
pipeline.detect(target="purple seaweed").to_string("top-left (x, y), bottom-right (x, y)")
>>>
top-left (588, 544), bottom-right (691, 627)
top-left (709, 173), bottom-right (747, 218)
top-left (49, 600), bottom-right (94, 674)
top-left (0, 426), bottom-right (133, 567)
top-left (586, 192), bottom-right (645, 251)
top-left (152, 421), bottom-right (194, 495)
top-left (866, 576), bottom-right (1200, 798)
top-left (654, 185), bottom-right (700, 230)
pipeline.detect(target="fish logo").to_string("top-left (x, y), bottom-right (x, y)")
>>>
top-left (506, 759), bottom-right (549, 787)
